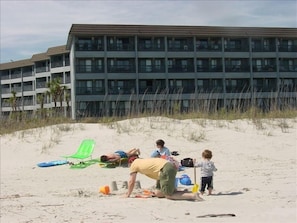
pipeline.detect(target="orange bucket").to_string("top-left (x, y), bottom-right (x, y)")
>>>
top-left (99, 185), bottom-right (110, 195)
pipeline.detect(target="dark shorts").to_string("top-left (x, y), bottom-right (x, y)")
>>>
top-left (115, 150), bottom-right (128, 158)
top-left (156, 162), bottom-right (177, 196)
top-left (200, 176), bottom-right (213, 192)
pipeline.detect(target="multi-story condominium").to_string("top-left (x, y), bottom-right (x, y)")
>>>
top-left (1, 24), bottom-right (296, 119)
top-left (0, 45), bottom-right (71, 118)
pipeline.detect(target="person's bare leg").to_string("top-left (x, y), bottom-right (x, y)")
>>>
top-left (166, 191), bottom-right (204, 201)
top-left (126, 148), bottom-right (140, 156)
top-left (154, 189), bottom-right (165, 198)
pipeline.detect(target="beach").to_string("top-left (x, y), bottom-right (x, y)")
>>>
top-left (1, 117), bottom-right (296, 223)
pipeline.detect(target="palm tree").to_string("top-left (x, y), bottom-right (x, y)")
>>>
top-left (4, 90), bottom-right (18, 119)
top-left (47, 78), bottom-right (68, 116)
top-left (37, 93), bottom-right (46, 118)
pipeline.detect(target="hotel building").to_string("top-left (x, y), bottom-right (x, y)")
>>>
top-left (1, 24), bottom-right (296, 119)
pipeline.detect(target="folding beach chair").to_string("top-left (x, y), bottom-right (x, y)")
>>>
top-left (62, 139), bottom-right (95, 163)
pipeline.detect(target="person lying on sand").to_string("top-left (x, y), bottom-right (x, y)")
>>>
top-left (124, 157), bottom-right (204, 201)
top-left (100, 148), bottom-right (140, 163)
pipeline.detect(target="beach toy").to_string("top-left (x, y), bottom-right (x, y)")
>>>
top-left (99, 185), bottom-right (110, 195)
top-left (179, 174), bottom-right (192, 185)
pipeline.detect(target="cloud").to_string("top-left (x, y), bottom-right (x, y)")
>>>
top-left (0, 0), bottom-right (296, 63)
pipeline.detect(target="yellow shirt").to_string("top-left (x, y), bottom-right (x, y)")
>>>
top-left (130, 158), bottom-right (168, 180)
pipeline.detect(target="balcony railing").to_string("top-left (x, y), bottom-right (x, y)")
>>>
top-left (36, 67), bottom-right (49, 73)
top-left (23, 99), bottom-right (34, 106)
top-left (168, 86), bottom-right (195, 94)
top-left (36, 82), bottom-right (47, 88)
top-left (252, 65), bottom-right (277, 72)
top-left (196, 44), bottom-right (222, 51)
top-left (23, 85), bottom-right (34, 91)
top-left (279, 65), bottom-right (297, 72)
top-left (1, 74), bottom-right (10, 80)
top-left (75, 43), bottom-right (104, 51)
top-left (138, 43), bottom-right (165, 51)
top-left (168, 65), bottom-right (194, 73)
top-left (76, 65), bottom-right (104, 73)
top-left (76, 87), bottom-right (105, 95)
top-left (23, 71), bottom-right (33, 77)
top-left (278, 44), bottom-right (297, 52)
top-left (139, 87), bottom-right (167, 94)
top-left (12, 87), bottom-right (22, 92)
top-left (168, 44), bottom-right (194, 51)
top-left (138, 65), bottom-right (165, 73)
top-left (108, 87), bottom-right (136, 95)
top-left (225, 65), bottom-right (250, 72)
top-left (11, 73), bottom-right (22, 79)
top-left (107, 65), bottom-right (135, 73)
top-left (1, 88), bottom-right (11, 94)
top-left (197, 65), bottom-right (223, 72)
top-left (224, 45), bottom-right (249, 52)
top-left (51, 61), bottom-right (64, 68)
top-left (252, 45), bottom-right (276, 52)
top-left (197, 87), bottom-right (224, 93)
top-left (107, 43), bottom-right (134, 51)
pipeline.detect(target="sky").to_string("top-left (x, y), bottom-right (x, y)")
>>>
top-left (0, 0), bottom-right (296, 64)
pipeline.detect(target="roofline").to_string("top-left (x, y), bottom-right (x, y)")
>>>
top-left (0, 45), bottom-right (69, 70)
top-left (66, 24), bottom-right (297, 49)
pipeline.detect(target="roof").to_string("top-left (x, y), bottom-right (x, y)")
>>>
top-left (0, 45), bottom-right (69, 70)
top-left (47, 45), bottom-right (69, 56)
top-left (66, 24), bottom-right (297, 48)
top-left (0, 59), bottom-right (34, 71)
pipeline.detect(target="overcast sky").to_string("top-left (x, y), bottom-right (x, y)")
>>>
top-left (0, 0), bottom-right (296, 63)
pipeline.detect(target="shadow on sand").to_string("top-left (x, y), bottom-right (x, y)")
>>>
top-left (213, 191), bottom-right (243, 196)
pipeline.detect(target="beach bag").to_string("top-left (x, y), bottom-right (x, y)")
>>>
top-left (181, 158), bottom-right (194, 167)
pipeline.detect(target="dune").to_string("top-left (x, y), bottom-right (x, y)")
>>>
top-left (0, 117), bottom-right (296, 223)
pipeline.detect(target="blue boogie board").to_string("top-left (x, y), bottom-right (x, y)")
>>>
top-left (37, 160), bottom-right (68, 168)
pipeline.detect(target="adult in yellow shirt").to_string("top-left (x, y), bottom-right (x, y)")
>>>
top-left (124, 158), bottom-right (203, 201)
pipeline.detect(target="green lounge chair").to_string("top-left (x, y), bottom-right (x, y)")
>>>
top-left (62, 139), bottom-right (95, 162)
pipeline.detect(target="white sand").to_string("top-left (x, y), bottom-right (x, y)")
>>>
top-left (1, 117), bottom-right (296, 223)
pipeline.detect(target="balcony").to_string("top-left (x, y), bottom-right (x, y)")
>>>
top-left (139, 86), bottom-right (167, 94)
top-left (278, 44), bottom-right (297, 52)
top-left (51, 61), bottom-right (64, 68)
top-left (36, 67), bottom-right (49, 73)
top-left (168, 38), bottom-right (194, 51)
top-left (168, 86), bottom-right (195, 94)
top-left (1, 88), bottom-right (11, 94)
top-left (197, 65), bottom-right (223, 72)
top-left (11, 73), bottom-right (22, 79)
top-left (279, 65), bottom-right (297, 72)
top-left (11, 86), bottom-right (22, 93)
top-left (76, 65), bottom-right (104, 73)
top-left (36, 82), bottom-right (47, 89)
top-left (107, 64), bottom-right (135, 73)
top-left (252, 45), bottom-right (276, 52)
top-left (23, 85), bottom-right (34, 91)
top-left (252, 65), bottom-right (277, 72)
top-left (108, 86), bottom-right (136, 95)
top-left (168, 64), bottom-right (194, 73)
top-left (138, 65), bottom-right (165, 73)
top-left (76, 87), bottom-right (105, 95)
top-left (138, 43), bottom-right (165, 51)
top-left (225, 64), bottom-right (250, 72)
